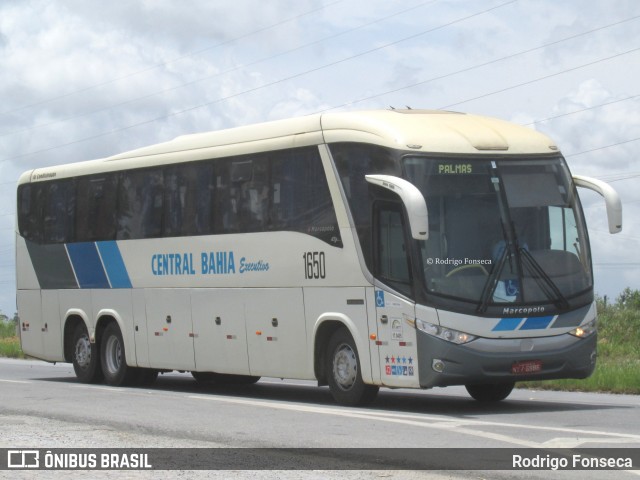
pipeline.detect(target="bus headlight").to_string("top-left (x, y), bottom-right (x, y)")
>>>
top-left (416, 319), bottom-right (476, 345)
top-left (569, 319), bottom-right (596, 338)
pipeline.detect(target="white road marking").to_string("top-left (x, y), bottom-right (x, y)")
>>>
top-left (542, 437), bottom-right (639, 447)
top-left (5, 362), bottom-right (640, 457)
top-left (188, 393), bottom-right (640, 449)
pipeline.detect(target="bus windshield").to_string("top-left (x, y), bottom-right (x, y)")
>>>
top-left (403, 156), bottom-right (592, 311)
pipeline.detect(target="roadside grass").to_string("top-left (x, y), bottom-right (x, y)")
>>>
top-left (0, 321), bottom-right (25, 359)
top-left (518, 306), bottom-right (640, 394)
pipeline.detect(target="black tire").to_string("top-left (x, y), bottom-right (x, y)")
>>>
top-left (100, 322), bottom-right (137, 386)
top-left (465, 382), bottom-right (515, 402)
top-left (71, 323), bottom-right (103, 383)
top-left (326, 328), bottom-right (378, 406)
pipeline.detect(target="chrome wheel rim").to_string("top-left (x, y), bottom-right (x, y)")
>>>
top-left (332, 343), bottom-right (357, 390)
top-left (74, 334), bottom-right (92, 369)
top-left (104, 335), bottom-right (122, 375)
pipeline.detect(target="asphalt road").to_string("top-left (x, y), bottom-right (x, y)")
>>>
top-left (0, 358), bottom-right (639, 479)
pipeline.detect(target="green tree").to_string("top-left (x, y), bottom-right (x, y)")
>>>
top-left (616, 288), bottom-right (640, 310)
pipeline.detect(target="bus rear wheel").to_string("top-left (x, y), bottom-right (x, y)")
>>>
top-left (100, 323), bottom-right (137, 386)
top-left (465, 382), bottom-right (515, 402)
top-left (326, 328), bottom-right (378, 406)
top-left (71, 323), bottom-right (103, 383)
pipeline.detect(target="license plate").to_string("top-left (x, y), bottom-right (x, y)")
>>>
top-left (511, 360), bottom-right (542, 375)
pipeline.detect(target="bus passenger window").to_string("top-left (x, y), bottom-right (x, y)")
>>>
top-left (43, 180), bottom-right (75, 244)
top-left (117, 169), bottom-right (163, 239)
top-left (18, 184), bottom-right (43, 243)
top-left (164, 163), bottom-right (214, 237)
top-left (76, 175), bottom-right (118, 242)
top-left (271, 148), bottom-right (341, 245)
top-left (222, 156), bottom-right (269, 233)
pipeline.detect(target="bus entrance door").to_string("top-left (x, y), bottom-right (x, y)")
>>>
top-left (374, 289), bottom-right (419, 388)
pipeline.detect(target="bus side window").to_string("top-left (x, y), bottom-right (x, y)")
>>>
top-left (270, 147), bottom-right (341, 245)
top-left (221, 156), bottom-right (269, 233)
top-left (214, 159), bottom-right (239, 233)
top-left (271, 151), bottom-right (305, 230)
top-left (43, 180), bottom-right (75, 244)
top-left (18, 184), bottom-right (44, 244)
top-left (76, 175), bottom-right (118, 242)
top-left (117, 169), bottom-right (163, 239)
top-left (245, 158), bottom-right (269, 230)
top-left (164, 163), bottom-right (214, 237)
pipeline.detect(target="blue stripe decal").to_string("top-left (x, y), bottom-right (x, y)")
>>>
top-left (66, 242), bottom-right (110, 288)
top-left (520, 316), bottom-right (555, 330)
top-left (492, 317), bottom-right (523, 331)
top-left (97, 241), bottom-right (132, 288)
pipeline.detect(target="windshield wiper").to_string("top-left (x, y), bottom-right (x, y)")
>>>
top-left (476, 241), bottom-right (509, 314)
top-left (519, 247), bottom-right (570, 310)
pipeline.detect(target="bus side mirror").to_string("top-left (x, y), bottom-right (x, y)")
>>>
top-left (573, 174), bottom-right (622, 234)
top-left (365, 174), bottom-right (429, 240)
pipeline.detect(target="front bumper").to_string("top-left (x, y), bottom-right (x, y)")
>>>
top-left (417, 329), bottom-right (597, 388)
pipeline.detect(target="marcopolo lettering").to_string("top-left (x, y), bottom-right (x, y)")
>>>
top-left (503, 306), bottom-right (546, 315)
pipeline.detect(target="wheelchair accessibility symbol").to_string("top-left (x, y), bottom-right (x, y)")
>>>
top-left (505, 279), bottom-right (520, 297)
top-left (375, 291), bottom-right (385, 308)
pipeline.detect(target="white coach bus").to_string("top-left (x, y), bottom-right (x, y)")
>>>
top-left (16, 109), bottom-right (622, 406)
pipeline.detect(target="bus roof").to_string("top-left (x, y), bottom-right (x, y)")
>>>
top-left (22, 109), bottom-right (558, 183)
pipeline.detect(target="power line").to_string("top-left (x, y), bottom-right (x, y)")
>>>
top-left (13, 40), bottom-right (637, 167)
top-left (588, 228), bottom-right (640, 242)
top-left (565, 137), bottom-right (640, 157)
top-left (594, 263), bottom-right (640, 266)
top-left (0, 0), bottom-right (439, 139)
top-left (0, 0), bottom-right (518, 164)
top-left (4, 4), bottom-right (638, 165)
top-left (595, 171), bottom-right (640, 181)
top-left (0, 0), bottom-right (344, 118)
top-left (525, 94), bottom-right (640, 126)
top-left (9, 2), bottom-right (635, 143)
top-left (317, 14), bottom-right (640, 112)
top-left (439, 47), bottom-right (640, 110)
top-left (608, 174), bottom-right (640, 183)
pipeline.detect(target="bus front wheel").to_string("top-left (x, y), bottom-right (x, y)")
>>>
top-left (100, 323), bottom-right (137, 386)
top-left (71, 323), bottom-right (103, 383)
top-left (465, 382), bottom-right (515, 402)
top-left (326, 328), bottom-right (378, 406)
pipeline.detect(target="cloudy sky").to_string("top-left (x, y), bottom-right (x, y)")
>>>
top-left (0, 0), bottom-right (638, 315)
